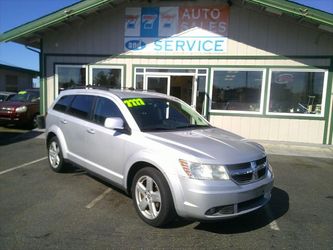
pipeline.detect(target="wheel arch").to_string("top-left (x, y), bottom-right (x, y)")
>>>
top-left (126, 161), bottom-right (157, 196)
top-left (46, 126), bottom-right (69, 159)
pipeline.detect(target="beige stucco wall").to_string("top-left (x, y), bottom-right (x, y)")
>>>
top-left (210, 116), bottom-right (325, 144)
top-left (43, 1), bottom-right (333, 56)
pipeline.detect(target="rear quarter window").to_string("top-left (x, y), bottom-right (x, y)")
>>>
top-left (53, 95), bottom-right (74, 113)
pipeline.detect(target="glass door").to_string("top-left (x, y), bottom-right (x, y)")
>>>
top-left (170, 75), bottom-right (194, 106)
top-left (145, 76), bottom-right (170, 95)
top-left (136, 68), bottom-right (208, 116)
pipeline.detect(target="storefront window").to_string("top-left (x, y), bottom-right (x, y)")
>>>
top-left (135, 75), bottom-right (144, 90)
top-left (91, 68), bottom-right (122, 88)
top-left (211, 69), bottom-right (264, 112)
top-left (196, 76), bottom-right (207, 115)
top-left (56, 65), bottom-right (86, 93)
top-left (268, 70), bottom-right (326, 115)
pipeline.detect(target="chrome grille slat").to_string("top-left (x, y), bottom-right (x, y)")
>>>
top-left (226, 157), bottom-right (268, 184)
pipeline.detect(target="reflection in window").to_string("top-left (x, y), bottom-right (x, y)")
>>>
top-left (147, 77), bottom-right (168, 94)
top-left (93, 97), bottom-right (123, 125)
top-left (212, 70), bottom-right (263, 112)
top-left (92, 68), bottom-right (121, 88)
top-left (57, 66), bottom-right (86, 92)
top-left (54, 95), bottom-right (74, 113)
top-left (68, 95), bottom-right (94, 120)
top-left (269, 71), bottom-right (325, 115)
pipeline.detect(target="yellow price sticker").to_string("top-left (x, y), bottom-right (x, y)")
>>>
top-left (123, 98), bottom-right (145, 108)
top-left (18, 91), bottom-right (27, 95)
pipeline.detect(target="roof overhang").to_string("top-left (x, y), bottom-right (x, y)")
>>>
top-left (245, 0), bottom-right (333, 29)
top-left (0, 64), bottom-right (39, 76)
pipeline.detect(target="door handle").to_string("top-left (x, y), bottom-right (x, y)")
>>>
top-left (87, 128), bottom-right (95, 134)
top-left (61, 120), bottom-right (68, 124)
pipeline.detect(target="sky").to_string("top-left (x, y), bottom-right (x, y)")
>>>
top-left (0, 0), bottom-right (332, 72)
top-left (0, 0), bottom-right (80, 71)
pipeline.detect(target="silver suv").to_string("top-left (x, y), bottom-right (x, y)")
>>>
top-left (46, 88), bottom-right (274, 227)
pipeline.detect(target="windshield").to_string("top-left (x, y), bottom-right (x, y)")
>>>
top-left (0, 94), bottom-right (7, 102)
top-left (9, 91), bottom-right (39, 102)
top-left (123, 98), bottom-right (210, 132)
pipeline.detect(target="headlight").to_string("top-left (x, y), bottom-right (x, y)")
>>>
top-left (15, 106), bottom-right (27, 113)
top-left (268, 163), bottom-right (274, 178)
top-left (179, 159), bottom-right (229, 180)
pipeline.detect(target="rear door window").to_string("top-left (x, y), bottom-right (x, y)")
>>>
top-left (68, 95), bottom-right (94, 120)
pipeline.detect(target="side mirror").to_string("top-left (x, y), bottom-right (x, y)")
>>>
top-left (104, 117), bottom-right (132, 135)
top-left (31, 97), bottom-right (40, 103)
top-left (104, 117), bottom-right (125, 130)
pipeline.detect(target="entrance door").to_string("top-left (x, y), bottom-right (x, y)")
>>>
top-left (146, 75), bottom-right (197, 108)
top-left (170, 76), bottom-right (194, 106)
top-left (144, 74), bottom-right (207, 115)
top-left (146, 76), bottom-right (170, 95)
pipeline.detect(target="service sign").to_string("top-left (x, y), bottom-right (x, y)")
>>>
top-left (124, 6), bottom-right (229, 53)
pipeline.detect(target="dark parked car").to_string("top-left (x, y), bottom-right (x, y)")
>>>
top-left (0, 89), bottom-right (40, 128)
top-left (0, 91), bottom-right (16, 102)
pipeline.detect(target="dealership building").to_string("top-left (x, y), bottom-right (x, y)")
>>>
top-left (1, 0), bottom-right (333, 144)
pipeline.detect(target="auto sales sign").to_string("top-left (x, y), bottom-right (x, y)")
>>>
top-left (124, 6), bottom-right (229, 53)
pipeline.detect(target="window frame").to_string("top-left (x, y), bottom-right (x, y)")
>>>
top-left (266, 68), bottom-right (328, 117)
top-left (209, 68), bottom-right (267, 114)
top-left (89, 65), bottom-right (124, 89)
top-left (55, 64), bottom-right (88, 96)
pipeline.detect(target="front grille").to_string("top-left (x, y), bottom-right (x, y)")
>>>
top-left (226, 157), bottom-right (268, 184)
top-left (205, 195), bottom-right (267, 216)
top-left (238, 195), bottom-right (265, 212)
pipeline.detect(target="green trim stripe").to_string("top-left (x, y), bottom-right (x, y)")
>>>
top-left (246, 0), bottom-right (333, 27)
top-left (326, 61), bottom-right (333, 144)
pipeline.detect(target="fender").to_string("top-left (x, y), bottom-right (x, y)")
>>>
top-left (47, 125), bottom-right (69, 159)
top-left (122, 148), bottom-right (186, 215)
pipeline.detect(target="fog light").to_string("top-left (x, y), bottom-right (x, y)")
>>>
top-left (205, 207), bottom-right (218, 215)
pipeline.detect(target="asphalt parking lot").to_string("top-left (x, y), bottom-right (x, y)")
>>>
top-left (0, 126), bottom-right (333, 249)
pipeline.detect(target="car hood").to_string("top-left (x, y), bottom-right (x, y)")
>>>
top-left (145, 127), bottom-right (266, 164)
top-left (0, 101), bottom-right (30, 108)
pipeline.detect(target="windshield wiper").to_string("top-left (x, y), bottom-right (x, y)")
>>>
top-left (176, 124), bottom-right (210, 129)
top-left (142, 127), bottom-right (171, 132)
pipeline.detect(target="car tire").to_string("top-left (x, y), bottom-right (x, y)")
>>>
top-left (27, 114), bottom-right (38, 129)
top-left (131, 167), bottom-right (176, 227)
top-left (47, 136), bottom-right (67, 173)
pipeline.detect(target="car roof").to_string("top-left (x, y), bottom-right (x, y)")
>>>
top-left (0, 91), bottom-right (16, 95)
top-left (59, 88), bottom-right (173, 100)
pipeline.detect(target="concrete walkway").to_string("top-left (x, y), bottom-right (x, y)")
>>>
top-left (257, 140), bottom-right (333, 159)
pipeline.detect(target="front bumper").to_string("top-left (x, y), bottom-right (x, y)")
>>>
top-left (0, 111), bottom-right (27, 125)
top-left (175, 171), bottom-right (274, 220)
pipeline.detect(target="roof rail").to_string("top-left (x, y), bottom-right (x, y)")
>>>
top-left (63, 85), bottom-right (159, 93)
